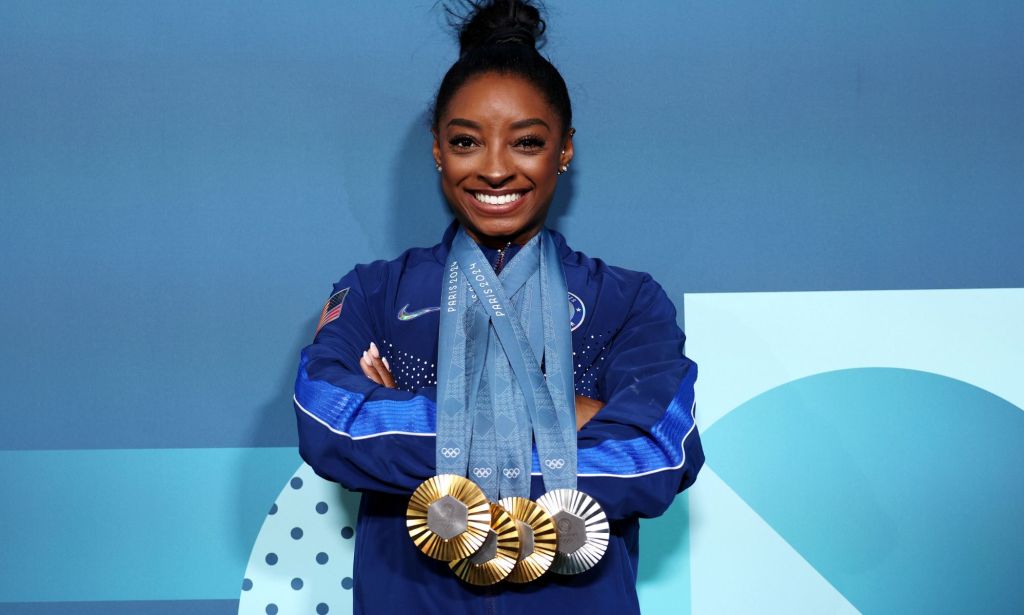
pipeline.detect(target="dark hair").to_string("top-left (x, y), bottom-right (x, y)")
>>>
top-left (432, 0), bottom-right (572, 135)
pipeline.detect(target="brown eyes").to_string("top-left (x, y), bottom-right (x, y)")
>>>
top-left (447, 135), bottom-right (547, 152)
top-left (449, 136), bottom-right (476, 149)
top-left (516, 136), bottom-right (546, 151)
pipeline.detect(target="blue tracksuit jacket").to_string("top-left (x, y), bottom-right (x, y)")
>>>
top-left (294, 223), bottom-right (704, 614)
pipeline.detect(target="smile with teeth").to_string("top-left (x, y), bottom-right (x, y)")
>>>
top-left (472, 192), bottom-right (524, 205)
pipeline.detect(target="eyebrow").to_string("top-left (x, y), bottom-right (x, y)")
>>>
top-left (446, 117), bottom-right (551, 131)
top-left (510, 118), bottom-right (550, 130)
top-left (447, 118), bottom-right (481, 130)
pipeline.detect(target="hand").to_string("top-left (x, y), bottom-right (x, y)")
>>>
top-left (359, 342), bottom-right (396, 388)
top-left (575, 395), bottom-right (604, 431)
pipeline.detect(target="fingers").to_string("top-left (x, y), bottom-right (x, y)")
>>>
top-left (360, 342), bottom-right (396, 389)
top-left (359, 351), bottom-right (382, 384)
top-left (368, 342), bottom-right (396, 388)
top-left (377, 356), bottom-right (396, 389)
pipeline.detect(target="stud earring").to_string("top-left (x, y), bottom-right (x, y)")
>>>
top-left (436, 162), bottom-right (442, 172)
top-left (557, 163), bottom-right (569, 175)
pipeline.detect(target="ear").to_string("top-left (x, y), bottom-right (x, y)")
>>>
top-left (560, 128), bottom-right (575, 168)
top-left (432, 129), bottom-right (441, 168)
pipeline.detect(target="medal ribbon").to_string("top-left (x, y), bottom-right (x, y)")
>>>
top-left (436, 227), bottom-right (577, 500)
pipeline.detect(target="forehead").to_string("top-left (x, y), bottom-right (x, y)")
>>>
top-left (441, 72), bottom-right (559, 130)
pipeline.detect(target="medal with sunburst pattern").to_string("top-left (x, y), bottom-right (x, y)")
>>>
top-left (407, 474), bottom-right (491, 561)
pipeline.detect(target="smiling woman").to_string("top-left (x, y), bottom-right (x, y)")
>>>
top-left (292, 1), bottom-right (704, 614)
top-left (433, 73), bottom-right (573, 247)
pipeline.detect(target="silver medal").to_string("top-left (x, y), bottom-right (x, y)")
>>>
top-left (536, 488), bottom-right (609, 575)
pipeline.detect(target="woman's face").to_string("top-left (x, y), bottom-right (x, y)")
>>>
top-left (433, 72), bottom-right (573, 248)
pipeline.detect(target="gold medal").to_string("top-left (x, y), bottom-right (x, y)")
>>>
top-left (407, 474), bottom-right (491, 561)
top-left (497, 496), bottom-right (558, 583)
top-left (449, 502), bottom-right (520, 586)
top-left (536, 488), bottom-right (609, 575)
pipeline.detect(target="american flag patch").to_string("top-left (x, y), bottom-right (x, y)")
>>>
top-left (315, 287), bottom-right (350, 336)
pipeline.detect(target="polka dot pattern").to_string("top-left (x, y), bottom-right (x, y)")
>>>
top-left (239, 463), bottom-right (359, 615)
top-left (383, 315), bottom-right (612, 397)
top-left (573, 329), bottom-right (615, 398)
top-left (381, 340), bottom-right (436, 391)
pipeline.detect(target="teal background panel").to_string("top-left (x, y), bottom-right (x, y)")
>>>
top-left (703, 369), bottom-right (1024, 613)
top-left (637, 496), bottom-right (693, 612)
top-left (0, 448), bottom-right (299, 602)
top-left (0, 600), bottom-right (237, 614)
top-left (684, 288), bottom-right (1024, 614)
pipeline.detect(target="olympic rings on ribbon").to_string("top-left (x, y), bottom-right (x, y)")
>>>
top-left (544, 458), bottom-right (566, 470)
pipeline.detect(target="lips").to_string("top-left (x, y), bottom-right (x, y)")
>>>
top-left (465, 190), bottom-right (530, 214)
top-left (473, 192), bottom-right (524, 205)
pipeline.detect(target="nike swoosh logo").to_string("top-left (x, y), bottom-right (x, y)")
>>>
top-left (397, 304), bottom-right (441, 321)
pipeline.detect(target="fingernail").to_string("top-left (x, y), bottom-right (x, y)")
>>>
top-left (369, 342), bottom-right (380, 358)
top-left (382, 357), bottom-right (390, 370)
top-left (361, 351), bottom-right (369, 363)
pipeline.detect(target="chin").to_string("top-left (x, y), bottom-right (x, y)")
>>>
top-left (468, 218), bottom-right (539, 243)
top-left (476, 221), bottom-right (523, 238)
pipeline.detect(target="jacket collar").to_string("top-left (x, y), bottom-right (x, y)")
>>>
top-left (432, 220), bottom-right (573, 265)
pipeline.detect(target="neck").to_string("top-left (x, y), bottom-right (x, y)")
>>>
top-left (464, 226), bottom-right (542, 249)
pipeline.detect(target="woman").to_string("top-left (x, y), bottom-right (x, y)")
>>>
top-left (294, 1), bottom-right (703, 613)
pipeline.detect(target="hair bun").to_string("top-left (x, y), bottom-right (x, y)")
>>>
top-left (454, 0), bottom-right (546, 57)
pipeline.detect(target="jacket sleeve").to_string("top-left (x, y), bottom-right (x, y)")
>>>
top-left (293, 266), bottom-right (436, 495)
top-left (574, 275), bottom-right (704, 521)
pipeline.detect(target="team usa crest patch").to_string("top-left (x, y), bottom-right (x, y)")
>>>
top-left (568, 291), bottom-right (586, 332)
top-left (315, 287), bottom-right (349, 336)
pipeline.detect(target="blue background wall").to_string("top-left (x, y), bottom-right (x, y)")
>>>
top-left (1, 1), bottom-right (1021, 613)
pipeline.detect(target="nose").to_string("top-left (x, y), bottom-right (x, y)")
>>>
top-left (479, 145), bottom-right (514, 187)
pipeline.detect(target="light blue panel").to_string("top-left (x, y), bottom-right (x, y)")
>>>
top-left (0, 447), bottom-right (299, 602)
top-left (704, 369), bottom-right (1024, 613)
top-left (637, 495), bottom-right (692, 614)
top-left (239, 463), bottom-right (359, 615)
